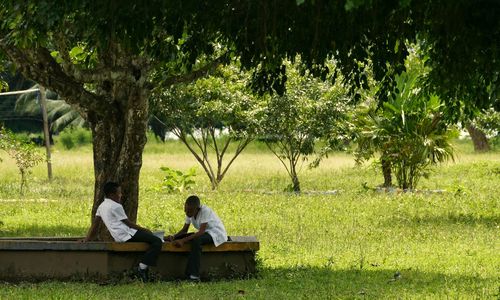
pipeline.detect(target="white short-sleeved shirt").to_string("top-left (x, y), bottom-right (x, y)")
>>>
top-left (96, 198), bottom-right (137, 242)
top-left (185, 205), bottom-right (227, 247)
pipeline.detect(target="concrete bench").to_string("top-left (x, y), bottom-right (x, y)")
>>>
top-left (0, 236), bottom-right (259, 282)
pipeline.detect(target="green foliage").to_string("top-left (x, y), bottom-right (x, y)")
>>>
top-left (152, 63), bottom-right (261, 189)
top-left (6, 0), bottom-right (493, 111)
top-left (156, 166), bottom-right (196, 193)
top-left (260, 61), bottom-right (349, 192)
top-left (418, 1), bottom-right (500, 115)
top-left (0, 127), bottom-right (43, 194)
top-left (0, 78), bottom-right (7, 91)
top-left (354, 55), bottom-right (455, 189)
top-left (56, 127), bottom-right (92, 150)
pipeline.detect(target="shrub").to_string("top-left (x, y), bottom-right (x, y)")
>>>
top-left (59, 133), bottom-right (75, 149)
top-left (57, 127), bottom-right (92, 149)
top-left (0, 127), bottom-right (44, 195)
top-left (157, 166), bottom-right (197, 193)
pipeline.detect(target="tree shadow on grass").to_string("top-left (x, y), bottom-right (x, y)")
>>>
top-left (246, 266), bottom-right (497, 298)
top-left (0, 224), bottom-right (86, 238)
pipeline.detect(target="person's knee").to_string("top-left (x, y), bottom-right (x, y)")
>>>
top-left (191, 237), bottom-right (202, 249)
top-left (151, 236), bottom-right (163, 250)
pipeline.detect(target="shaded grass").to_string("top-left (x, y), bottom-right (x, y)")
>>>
top-left (0, 267), bottom-right (495, 299)
top-left (0, 139), bottom-right (499, 298)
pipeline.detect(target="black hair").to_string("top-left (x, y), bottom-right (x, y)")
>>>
top-left (104, 182), bottom-right (120, 197)
top-left (185, 195), bottom-right (200, 207)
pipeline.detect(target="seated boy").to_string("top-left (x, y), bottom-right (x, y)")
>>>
top-left (166, 195), bottom-right (227, 281)
top-left (82, 182), bottom-right (162, 282)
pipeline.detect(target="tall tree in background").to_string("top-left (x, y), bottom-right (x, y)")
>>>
top-left (467, 109), bottom-right (500, 151)
top-left (465, 123), bottom-right (490, 152)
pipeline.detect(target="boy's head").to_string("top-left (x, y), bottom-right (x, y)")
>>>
top-left (104, 182), bottom-right (122, 202)
top-left (184, 195), bottom-right (201, 217)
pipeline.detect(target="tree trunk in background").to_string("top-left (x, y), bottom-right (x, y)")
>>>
top-left (88, 85), bottom-right (149, 240)
top-left (290, 167), bottom-right (301, 193)
top-left (381, 155), bottom-right (392, 187)
top-left (466, 123), bottom-right (490, 152)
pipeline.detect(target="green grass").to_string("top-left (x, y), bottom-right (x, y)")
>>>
top-left (0, 139), bottom-right (499, 299)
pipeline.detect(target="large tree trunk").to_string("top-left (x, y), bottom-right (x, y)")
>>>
top-left (87, 84), bottom-right (149, 240)
top-left (466, 123), bottom-right (490, 152)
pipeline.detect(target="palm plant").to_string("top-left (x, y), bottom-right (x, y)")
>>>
top-left (354, 56), bottom-right (454, 190)
top-left (15, 84), bottom-right (85, 132)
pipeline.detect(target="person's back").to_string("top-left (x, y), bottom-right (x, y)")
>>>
top-left (96, 198), bottom-right (137, 242)
top-left (186, 204), bottom-right (227, 247)
top-left (83, 182), bottom-right (163, 282)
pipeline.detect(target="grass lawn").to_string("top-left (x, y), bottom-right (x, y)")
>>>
top-left (0, 138), bottom-right (499, 299)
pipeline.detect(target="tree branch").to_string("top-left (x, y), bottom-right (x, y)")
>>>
top-left (175, 129), bottom-right (214, 183)
top-left (220, 138), bottom-right (252, 180)
top-left (160, 53), bottom-right (227, 87)
top-left (0, 42), bottom-right (102, 112)
top-left (266, 141), bottom-right (293, 179)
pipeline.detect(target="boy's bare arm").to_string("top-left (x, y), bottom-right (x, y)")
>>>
top-left (166, 223), bottom-right (190, 242)
top-left (174, 223), bottom-right (207, 246)
top-left (81, 216), bottom-right (102, 242)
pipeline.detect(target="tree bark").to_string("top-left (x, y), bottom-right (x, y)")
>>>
top-left (290, 165), bottom-right (301, 193)
top-left (381, 154), bottom-right (392, 187)
top-left (466, 123), bottom-right (490, 152)
top-left (87, 84), bottom-right (149, 240)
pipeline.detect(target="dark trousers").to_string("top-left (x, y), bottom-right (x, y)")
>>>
top-left (176, 232), bottom-right (213, 277)
top-left (127, 230), bottom-right (163, 267)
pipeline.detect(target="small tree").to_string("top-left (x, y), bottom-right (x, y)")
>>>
top-left (260, 62), bottom-right (349, 193)
top-left (354, 54), bottom-right (455, 190)
top-left (153, 64), bottom-right (261, 190)
top-left (0, 127), bottom-right (43, 194)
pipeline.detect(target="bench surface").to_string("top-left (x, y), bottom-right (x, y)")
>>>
top-left (0, 236), bottom-right (259, 252)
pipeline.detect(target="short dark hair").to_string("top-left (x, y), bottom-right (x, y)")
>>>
top-left (185, 195), bottom-right (200, 207)
top-left (104, 182), bottom-right (120, 197)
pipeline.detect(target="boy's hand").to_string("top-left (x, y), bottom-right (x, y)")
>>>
top-left (165, 235), bottom-right (174, 242)
top-left (173, 239), bottom-right (184, 247)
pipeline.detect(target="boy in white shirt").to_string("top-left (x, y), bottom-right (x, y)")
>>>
top-left (166, 195), bottom-right (227, 281)
top-left (82, 182), bottom-right (162, 282)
